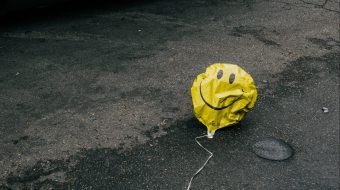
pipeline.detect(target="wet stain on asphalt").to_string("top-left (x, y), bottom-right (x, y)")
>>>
top-left (4, 118), bottom-right (253, 190)
top-left (230, 26), bottom-right (280, 46)
top-left (269, 52), bottom-right (339, 98)
top-left (6, 160), bottom-right (68, 189)
top-left (7, 161), bottom-right (61, 184)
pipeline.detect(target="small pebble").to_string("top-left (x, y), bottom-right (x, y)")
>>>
top-left (252, 137), bottom-right (294, 161)
top-left (322, 107), bottom-right (329, 113)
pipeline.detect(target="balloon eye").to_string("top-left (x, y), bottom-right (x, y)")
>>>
top-left (217, 70), bottom-right (223, 79)
top-left (229, 73), bottom-right (235, 84)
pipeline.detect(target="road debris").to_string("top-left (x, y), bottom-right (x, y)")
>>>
top-left (322, 107), bottom-right (329, 113)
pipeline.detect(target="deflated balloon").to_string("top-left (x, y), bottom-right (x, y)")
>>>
top-left (191, 63), bottom-right (257, 138)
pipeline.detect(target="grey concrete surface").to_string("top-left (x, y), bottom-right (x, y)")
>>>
top-left (0, 0), bottom-right (339, 189)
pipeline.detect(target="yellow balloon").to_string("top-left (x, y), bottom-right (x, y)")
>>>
top-left (191, 63), bottom-right (257, 138)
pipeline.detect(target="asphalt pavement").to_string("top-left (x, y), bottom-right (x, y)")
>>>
top-left (0, 0), bottom-right (339, 189)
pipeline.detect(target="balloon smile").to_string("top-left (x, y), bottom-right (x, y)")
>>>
top-left (199, 80), bottom-right (243, 110)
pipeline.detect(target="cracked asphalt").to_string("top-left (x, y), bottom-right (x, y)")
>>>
top-left (0, 0), bottom-right (339, 189)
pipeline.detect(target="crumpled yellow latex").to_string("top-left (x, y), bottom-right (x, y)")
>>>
top-left (191, 63), bottom-right (257, 138)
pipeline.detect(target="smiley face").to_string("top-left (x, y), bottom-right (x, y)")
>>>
top-left (191, 63), bottom-right (257, 134)
top-left (199, 68), bottom-right (243, 110)
top-left (198, 64), bottom-right (249, 111)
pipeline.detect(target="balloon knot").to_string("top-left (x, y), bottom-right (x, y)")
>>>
top-left (207, 130), bottom-right (215, 138)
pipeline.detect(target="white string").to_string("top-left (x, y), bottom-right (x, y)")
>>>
top-left (186, 135), bottom-right (214, 190)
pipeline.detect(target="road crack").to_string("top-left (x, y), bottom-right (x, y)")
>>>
top-left (298, 0), bottom-right (339, 13)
